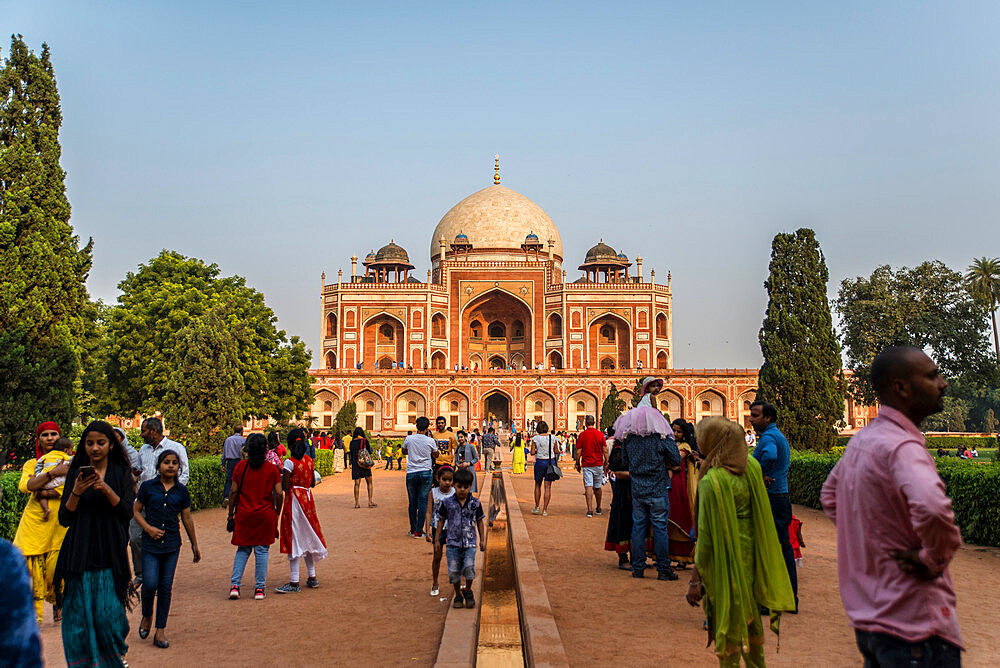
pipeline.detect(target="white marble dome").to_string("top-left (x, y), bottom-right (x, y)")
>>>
top-left (430, 185), bottom-right (564, 264)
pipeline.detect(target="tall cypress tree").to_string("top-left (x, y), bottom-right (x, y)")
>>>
top-left (600, 383), bottom-right (626, 431)
top-left (0, 36), bottom-right (92, 464)
top-left (758, 229), bottom-right (843, 452)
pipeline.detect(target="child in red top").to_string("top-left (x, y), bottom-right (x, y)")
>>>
top-left (789, 516), bottom-right (805, 566)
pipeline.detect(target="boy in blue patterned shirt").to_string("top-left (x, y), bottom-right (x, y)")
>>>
top-left (433, 467), bottom-right (485, 609)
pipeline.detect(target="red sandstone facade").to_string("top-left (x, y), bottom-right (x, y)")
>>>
top-left (308, 171), bottom-right (875, 436)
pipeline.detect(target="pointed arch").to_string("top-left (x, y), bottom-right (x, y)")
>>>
top-left (548, 350), bottom-right (563, 369)
top-left (567, 389), bottom-right (598, 431)
top-left (523, 389), bottom-right (556, 429)
top-left (439, 390), bottom-right (470, 429)
top-left (395, 390), bottom-right (426, 428)
top-left (431, 312), bottom-right (447, 339)
top-left (325, 351), bottom-right (337, 369)
top-left (655, 312), bottom-right (668, 338)
top-left (431, 351), bottom-right (447, 369)
top-left (656, 350), bottom-right (668, 369)
top-left (326, 312), bottom-right (338, 338)
top-left (548, 312), bottom-right (562, 337)
top-left (658, 389), bottom-right (683, 421)
top-left (695, 389), bottom-right (726, 423)
top-left (353, 390), bottom-right (383, 431)
top-left (312, 390), bottom-right (340, 429)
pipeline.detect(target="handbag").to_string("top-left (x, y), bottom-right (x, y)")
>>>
top-left (226, 462), bottom-right (249, 533)
top-left (357, 440), bottom-right (373, 469)
top-left (544, 436), bottom-right (563, 481)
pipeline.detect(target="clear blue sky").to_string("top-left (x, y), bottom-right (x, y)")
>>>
top-left (3, 1), bottom-right (998, 368)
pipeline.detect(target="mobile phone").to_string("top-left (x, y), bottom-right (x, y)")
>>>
top-left (79, 465), bottom-right (95, 479)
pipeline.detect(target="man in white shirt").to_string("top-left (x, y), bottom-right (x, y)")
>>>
top-left (139, 417), bottom-right (190, 485)
top-left (402, 416), bottom-right (438, 538)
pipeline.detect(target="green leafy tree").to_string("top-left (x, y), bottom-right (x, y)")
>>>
top-left (163, 307), bottom-right (246, 452)
top-left (600, 383), bottom-right (626, 431)
top-left (105, 250), bottom-right (313, 424)
top-left (985, 408), bottom-right (998, 432)
top-left (966, 257), bottom-right (1000, 364)
top-left (758, 229), bottom-right (843, 452)
top-left (333, 400), bottom-right (357, 441)
top-left (836, 261), bottom-right (994, 405)
top-left (629, 377), bottom-right (644, 407)
top-left (0, 37), bottom-right (92, 464)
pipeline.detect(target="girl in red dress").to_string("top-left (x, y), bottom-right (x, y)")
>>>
top-left (276, 429), bottom-right (328, 593)
top-left (229, 434), bottom-right (282, 601)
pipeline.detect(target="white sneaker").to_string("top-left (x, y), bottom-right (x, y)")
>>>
top-left (542, 510), bottom-right (548, 517)
top-left (531, 507), bottom-right (540, 515)
top-left (430, 587), bottom-right (439, 596)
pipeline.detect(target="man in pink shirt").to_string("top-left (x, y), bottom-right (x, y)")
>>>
top-left (821, 346), bottom-right (962, 667)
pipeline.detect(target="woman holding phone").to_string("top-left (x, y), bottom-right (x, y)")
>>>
top-left (54, 420), bottom-right (135, 668)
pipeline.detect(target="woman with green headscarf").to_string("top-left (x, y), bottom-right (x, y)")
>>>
top-left (685, 417), bottom-right (794, 667)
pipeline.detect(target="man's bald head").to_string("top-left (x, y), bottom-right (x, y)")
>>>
top-left (871, 346), bottom-right (924, 400)
top-left (870, 345), bottom-right (948, 425)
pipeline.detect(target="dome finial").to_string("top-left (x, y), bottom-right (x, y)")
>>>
top-left (494, 154), bottom-right (500, 185)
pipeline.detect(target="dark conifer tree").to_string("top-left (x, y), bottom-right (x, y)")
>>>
top-left (0, 36), bottom-right (92, 464)
top-left (758, 229), bottom-right (843, 452)
top-left (600, 383), bottom-right (626, 431)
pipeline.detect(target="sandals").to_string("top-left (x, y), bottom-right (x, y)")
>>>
top-left (368, 502), bottom-right (378, 508)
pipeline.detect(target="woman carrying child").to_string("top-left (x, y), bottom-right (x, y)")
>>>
top-left (133, 450), bottom-right (201, 648)
top-left (424, 464), bottom-right (455, 596)
top-left (14, 421), bottom-right (70, 624)
top-left (276, 428), bottom-right (328, 593)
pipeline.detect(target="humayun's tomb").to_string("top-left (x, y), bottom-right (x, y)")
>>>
top-left (306, 159), bottom-right (875, 435)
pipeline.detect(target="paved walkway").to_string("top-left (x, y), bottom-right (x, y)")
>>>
top-left (39, 465), bottom-right (452, 667)
top-left (508, 464), bottom-right (1000, 667)
top-left (37, 460), bottom-right (1000, 666)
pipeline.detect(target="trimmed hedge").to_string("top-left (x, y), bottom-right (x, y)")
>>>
top-left (187, 456), bottom-right (226, 511)
top-left (314, 449), bottom-right (335, 477)
top-left (790, 450), bottom-right (1000, 547)
top-left (836, 434), bottom-right (997, 450)
top-left (1, 470), bottom-right (30, 541)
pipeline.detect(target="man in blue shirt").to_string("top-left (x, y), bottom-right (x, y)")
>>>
top-left (750, 400), bottom-right (798, 610)
top-left (221, 425), bottom-right (246, 501)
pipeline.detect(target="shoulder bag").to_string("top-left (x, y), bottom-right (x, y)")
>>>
top-left (544, 435), bottom-right (563, 481)
top-left (226, 462), bottom-right (249, 533)
top-left (357, 439), bottom-right (374, 469)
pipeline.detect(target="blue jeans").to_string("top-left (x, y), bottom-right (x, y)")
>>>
top-left (631, 493), bottom-right (670, 574)
top-left (768, 493), bottom-right (798, 606)
top-left (223, 458), bottom-right (240, 500)
top-left (141, 549), bottom-right (180, 629)
top-left (446, 545), bottom-right (477, 584)
top-left (231, 545), bottom-right (270, 589)
top-left (406, 471), bottom-right (433, 533)
top-left (855, 630), bottom-right (960, 668)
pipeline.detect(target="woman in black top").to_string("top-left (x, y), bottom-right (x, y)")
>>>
top-left (349, 427), bottom-right (376, 508)
top-left (603, 425), bottom-right (634, 570)
top-left (133, 450), bottom-right (201, 648)
top-left (54, 420), bottom-right (135, 668)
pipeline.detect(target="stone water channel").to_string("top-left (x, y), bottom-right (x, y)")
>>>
top-left (475, 473), bottom-right (526, 666)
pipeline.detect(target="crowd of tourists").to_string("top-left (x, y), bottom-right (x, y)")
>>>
top-left (0, 346), bottom-right (967, 667)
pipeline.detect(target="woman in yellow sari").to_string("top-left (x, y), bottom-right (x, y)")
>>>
top-left (510, 432), bottom-right (527, 474)
top-left (13, 421), bottom-right (71, 624)
top-left (685, 417), bottom-right (794, 667)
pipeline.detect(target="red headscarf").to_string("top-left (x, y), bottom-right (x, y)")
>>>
top-left (35, 421), bottom-right (61, 459)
